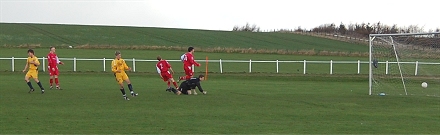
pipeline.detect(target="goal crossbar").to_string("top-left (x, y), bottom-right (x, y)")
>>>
top-left (370, 32), bottom-right (440, 37)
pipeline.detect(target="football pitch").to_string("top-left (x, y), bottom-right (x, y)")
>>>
top-left (1, 23), bottom-right (439, 134)
top-left (1, 72), bottom-right (439, 134)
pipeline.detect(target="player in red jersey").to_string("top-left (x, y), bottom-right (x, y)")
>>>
top-left (178, 47), bottom-right (201, 82)
top-left (47, 46), bottom-right (64, 89)
top-left (156, 56), bottom-right (180, 95)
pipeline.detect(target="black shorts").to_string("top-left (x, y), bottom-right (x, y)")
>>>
top-left (179, 83), bottom-right (190, 90)
top-left (178, 86), bottom-right (188, 95)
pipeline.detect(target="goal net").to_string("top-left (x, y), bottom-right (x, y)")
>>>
top-left (369, 32), bottom-right (440, 96)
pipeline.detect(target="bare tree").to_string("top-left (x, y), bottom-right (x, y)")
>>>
top-left (232, 23), bottom-right (260, 32)
top-left (338, 22), bottom-right (347, 34)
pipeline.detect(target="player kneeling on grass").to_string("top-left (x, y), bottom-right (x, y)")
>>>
top-left (170, 75), bottom-right (207, 95)
top-left (112, 51), bottom-right (138, 100)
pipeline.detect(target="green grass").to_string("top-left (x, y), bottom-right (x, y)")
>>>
top-left (0, 72), bottom-right (439, 134)
top-left (0, 23), bottom-right (368, 52)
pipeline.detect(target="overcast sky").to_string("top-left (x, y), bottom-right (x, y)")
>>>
top-left (0, 0), bottom-right (438, 31)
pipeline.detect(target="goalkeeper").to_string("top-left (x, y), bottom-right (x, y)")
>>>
top-left (169, 75), bottom-right (207, 95)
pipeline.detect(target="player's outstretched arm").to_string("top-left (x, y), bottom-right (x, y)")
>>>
top-left (23, 62), bottom-right (29, 72)
top-left (123, 60), bottom-right (131, 71)
top-left (56, 56), bottom-right (63, 65)
top-left (195, 82), bottom-right (205, 92)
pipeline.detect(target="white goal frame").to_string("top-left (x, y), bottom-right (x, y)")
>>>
top-left (368, 32), bottom-right (440, 95)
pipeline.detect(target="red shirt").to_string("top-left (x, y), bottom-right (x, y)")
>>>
top-left (182, 52), bottom-right (199, 67)
top-left (47, 52), bottom-right (59, 69)
top-left (156, 60), bottom-right (171, 73)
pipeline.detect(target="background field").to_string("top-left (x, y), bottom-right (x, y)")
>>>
top-left (1, 72), bottom-right (439, 134)
top-left (0, 23), bottom-right (368, 53)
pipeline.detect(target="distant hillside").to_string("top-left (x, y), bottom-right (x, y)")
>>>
top-left (0, 23), bottom-right (368, 53)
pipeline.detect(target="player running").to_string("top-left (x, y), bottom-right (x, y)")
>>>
top-left (23, 49), bottom-right (45, 94)
top-left (111, 51), bottom-right (138, 100)
top-left (47, 46), bottom-right (64, 90)
top-left (178, 47), bottom-right (201, 82)
top-left (171, 75), bottom-right (207, 95)
top-left (156, 55), bottom-right (181, 95)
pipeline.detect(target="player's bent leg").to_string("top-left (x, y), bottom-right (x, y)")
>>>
top-left (118, 82), bottom-right (129, 100)
top-left (192, 89), bottom-right (198, 95)
top-left (115, 75), bottom-right (129, 100)
top-left (177, 76), bottom-right (183, 83)
top-left (124, 79), bottom-right (131, 84)
top-left (118, 83), bottom-right (124, 89)
top-left (165, 81), bottom-right (172, 92)
top-left (33, 78), bottom-right (39, 83)
top-left (33, 78), bottom-right (45, 94)
top-left (25, 76), bottom-right (35, 93)
top-left (169, 78), bottom-right (179, 89)
top-left (124, 79), bottom-right (138, 97)
top-left (170, 88), bottom-right (181, 95)
top-left (24, 76), bottom-right (30, 82)
top-left (184, 72), bottom-right (193, 81)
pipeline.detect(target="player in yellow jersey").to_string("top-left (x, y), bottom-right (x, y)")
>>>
top-left (112, 51), bottom-right (138, 100)
top-left (22, 49), bottom-right (45, 94)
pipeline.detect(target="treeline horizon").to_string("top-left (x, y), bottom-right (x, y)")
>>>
top-left (233, 22), bottom-right (440, 37)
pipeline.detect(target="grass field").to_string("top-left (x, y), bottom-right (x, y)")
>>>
top-left (1, 72), bottom-right (439, 134)
top-left (0, 23), bottom-right (368, 53)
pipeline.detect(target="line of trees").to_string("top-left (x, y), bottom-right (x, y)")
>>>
top-left (233, 22), bottom-right (440, 38)
top-left (309, 22), bottom-right (440, 37)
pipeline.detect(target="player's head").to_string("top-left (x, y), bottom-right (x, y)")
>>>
top-left (156, 55), bottom-right (162, 61)
top-left (198, 74), bottom-right (205, 81)
top-left (115, 51), bottom-right (121, 59)
top-left (50, 46), bottom-right (56, 53)
top-left (27, 49), bottom-right (35, 57)
top-left (188, 46), bottom-right (194, 53)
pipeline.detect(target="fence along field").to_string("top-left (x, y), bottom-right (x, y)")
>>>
top-left (2, 56), bottom-right (440, 76)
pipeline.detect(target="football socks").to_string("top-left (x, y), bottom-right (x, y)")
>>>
top-left (120, 88), bottom-right (126, 95)
top-left (127, 84), bottom-right (133, 92)
top-left (36, 81), bottom-right (44, 90)
top-left (26, 82), bottom-right (34, 89)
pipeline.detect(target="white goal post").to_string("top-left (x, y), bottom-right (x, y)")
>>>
top-left (369, 32), bottom-right (440, 96)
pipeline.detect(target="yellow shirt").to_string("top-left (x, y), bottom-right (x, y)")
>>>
top-left (111, 58), bottom-right (129, 73)
top-left (27, 56), bottom-right (40, 70)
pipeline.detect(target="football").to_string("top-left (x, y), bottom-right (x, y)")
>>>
top-left (421, 82), bottom-right (428, 88)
